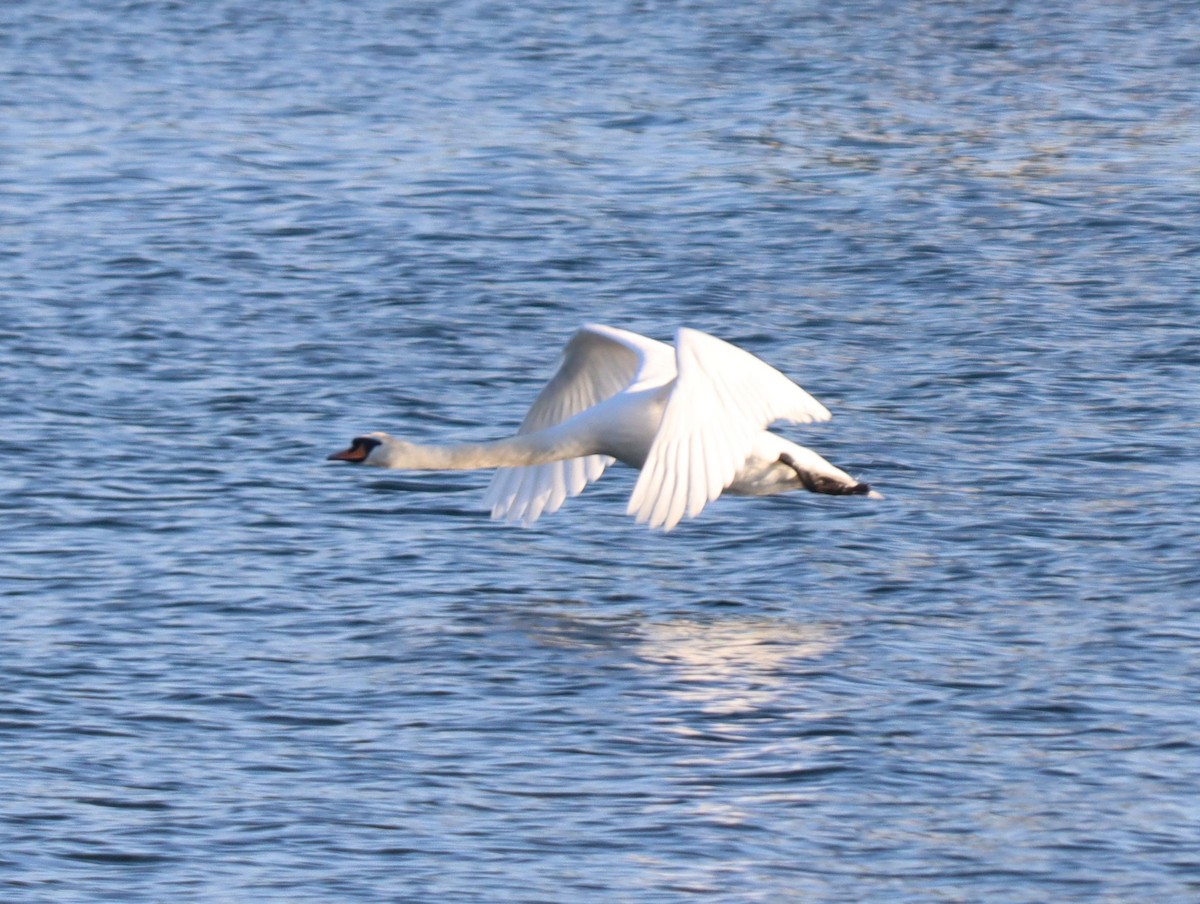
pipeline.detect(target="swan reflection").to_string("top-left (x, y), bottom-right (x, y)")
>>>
top-left (526, 610), bottom-right (837, 717)
top-left (634, 617), bottom-right (835, 715)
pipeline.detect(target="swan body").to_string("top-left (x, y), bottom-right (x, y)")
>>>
top-left (329, 325), bottom-right (879, 530)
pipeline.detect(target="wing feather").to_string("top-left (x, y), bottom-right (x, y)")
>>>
top-left (485, 325), bottom-right (673, 525)
top-left (628, 327), bottom-right (832, 530)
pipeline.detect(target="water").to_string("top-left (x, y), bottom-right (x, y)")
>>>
top-left (3, 0), bottom-right (1199, 900)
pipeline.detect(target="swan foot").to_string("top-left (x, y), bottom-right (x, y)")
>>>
top-left (778, 452), bottom-right (874, 497)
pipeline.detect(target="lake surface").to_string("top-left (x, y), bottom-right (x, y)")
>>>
top-left (3, 1), bottom-right (1199, 901)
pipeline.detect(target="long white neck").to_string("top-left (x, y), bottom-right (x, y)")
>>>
top-left (381, 424), bottom-right (596, 471)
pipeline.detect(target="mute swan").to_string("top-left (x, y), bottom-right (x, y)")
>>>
top-left (328, 324), bottom-right (880, 531)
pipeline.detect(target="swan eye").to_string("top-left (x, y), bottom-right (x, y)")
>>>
top-left (354, 436), bottom-right (382, 452)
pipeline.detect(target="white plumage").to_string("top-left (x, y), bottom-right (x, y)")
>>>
top-left (329, 325), bottom-right (878, 530)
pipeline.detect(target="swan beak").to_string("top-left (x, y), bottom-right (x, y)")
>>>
top-left (327, 442), bottom-right (369, 462)
top-left (328, 435), bottom-right (382, 463)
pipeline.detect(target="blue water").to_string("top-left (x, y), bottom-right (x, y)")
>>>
top-left (3, 1), bottom-right (1200, 900)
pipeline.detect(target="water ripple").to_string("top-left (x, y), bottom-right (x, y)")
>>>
top-left (4, 0), bottom-right (1200, 901)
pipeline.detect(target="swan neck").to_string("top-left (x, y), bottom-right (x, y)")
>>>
top-left (399, 430), bottom-right (590, 470)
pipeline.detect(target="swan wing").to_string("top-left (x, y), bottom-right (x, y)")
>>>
top-left (628, 327), bottom-right (832, 531)
top-left (486, 324), bottom-right (674, 525)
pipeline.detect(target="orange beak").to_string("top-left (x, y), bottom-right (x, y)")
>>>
top-left (328, 435), bottom-right (382, 463)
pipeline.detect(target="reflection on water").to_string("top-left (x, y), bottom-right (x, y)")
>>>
top-left (521, 607), bottom-right (838, 719)
top-left (528, 610), bottom-right (833, 672)
top-left (635, 618), bottom-right (835, 715)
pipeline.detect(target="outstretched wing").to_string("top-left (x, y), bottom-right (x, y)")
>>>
top-left (485, 324), bottom-right (674, 525)
top-left (627, 327), bottom-right (831, 531)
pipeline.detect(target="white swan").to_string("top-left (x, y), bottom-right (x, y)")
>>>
top-left (328, 324), bottom-right (880, 531)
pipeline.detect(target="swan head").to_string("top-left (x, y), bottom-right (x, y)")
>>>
top-left (327, 432), bottom-right (404, 467)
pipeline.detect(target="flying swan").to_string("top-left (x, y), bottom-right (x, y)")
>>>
top-left (328, 324), bottom-right (880, 531)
